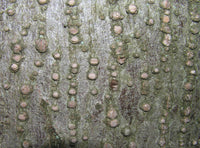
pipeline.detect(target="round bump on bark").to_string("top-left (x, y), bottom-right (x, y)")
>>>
top-left (87, 72), bottom-right (98, 80)
top-left (110, 11), bottom-right (124, 21)
top-left (35, 38), bottom-right (48, 53)
top-left (70, 36), bottom-right (80, 44)
top-left (133, 52), bottom-right (140, 58)
top-left (160, 0), bottom-right (171, 9)
top-left (52, 52), bottom-right (61, 60)
top-left (4, 26), bottom-right (10, 32)
top-left (52, 91), bottom-right (60, 99)
top-left (67, 74), bottom-right (73, 80)
top-left (68, 88), bottom-right (77, 95)
top-left (129, 141), bottom-right (137, 148)
top-left (13, 44), bottom-right (23, 53)
top-left (184, 82), bottom-right (193, 91)
top-left (89, 57), bottom-right (99, 66)
top-left (12, 54), bottom-right (22, 63)
top-left (162, 15), bottom-right (170, 23)
top-left (140, 103), bottom-right (151, 112)
top-left (140, 72), bottom-right (149, 79)
top-left (51, 105), bottom-right (59, 112)
top-left (34, 60), bottom-right (44, 67)
top-left (162, 34), bottom-right (171, 47)
top-left (52, 73), bottom-right (60, 81)
top-left (185, 60), bottom-right (193, 67)
top-left (10, 63), bottom-right (19, 72)
top-left (20, 84), bottom-right (33, 95)
top-left (3, 83), bottom-right (10, 90)
top-left (107, 107), bottom-right (117, 119)
top-left (16, 125), bottom-right (25, 133)
top-left (67, 0), bottom-right (76, 6)
top-left (70, 137), bottom-right (77, 144)
top-left (152, 67), bottom-right (159, 74)
top-left (148, 0), bottom-right (155, 4)
top-left (68, 123), bottom-right (76, 130)
top-left (109, 79), bottom-right (119, 91)
top-left (82, 135), bottom-right (88, 141)
top-left (69, 26), bottom-right (79, 35)
top-left (7, 8), bottom-right (15, 16)
top-left (103, 143), bottom-right (113, 148)
top-left (126, 4), bottom-right (138, 14)
top-left (70, 130), bottom-right (76, 136)
top-left (90, 87), bottom-right (98, 95)
top-left (109, 119), bottom-right (119, 128)
top-left (180, 126), bottom-right (187, 133)
top-left (18, 112), bottom-right (29, 121)
top-left (22, 140), bottom-right (30, 148)
top-left (20, 29), bottom-right (28, 36)
top-left (121, 126), bottom-right (131, 137)
top-left (68, 100), bottom-right (76, 108)
top-left (37, 0), bottom-right (49, 5)
top-left (146, 18), bottom-right (154, 26)
top-left (20, 101), bottom-right (28, 108)
top-left (158, 137), bottom-right (166, 147)
top-left (113, 25), bottom-right (123, 35)
top-left (70, 81), bottom-right (77, 88)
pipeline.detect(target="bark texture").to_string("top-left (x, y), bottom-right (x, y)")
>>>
top-left (0, 0), bottom-right (200, 148)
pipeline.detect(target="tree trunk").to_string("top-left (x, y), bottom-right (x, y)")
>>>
top-left (0, 0), bottom-right (200, 147)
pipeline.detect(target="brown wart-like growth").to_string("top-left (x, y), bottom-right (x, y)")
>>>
top-left (109, 79), bottom-right (119, 91)
top-left (67, 0), bottom-right (76, 7)
top-left (184, 82), bottom-right (193, 91)
top-left (129, 141), bottom-right (137, 148)
top-left (12, 54), bottom-right (22, 63)
top-left (148, 0), bottom-right (155, 4)
top-left (87, 72), bottom-right (98, 80)
top-left (68, 88), bottom-right (77, 95)
top-left (12, 44), bottom-right (23, 53)
top-left (10, 63), bottom-right (19, 72)
top-left (70, 36), bottom-right (80, 44)
top-left (68, 100), bottom-right (77, 108)
top-left (22, 140), bottom-right (31, 148)
top-left (7, 8), bottom-right (15, 16)
top-left (107, 107), bottom-right (118, 119)
top-left (3, 83), bottom-right (11, 90)
top-left (34, 60), bottom-right (44, 67)
top-left (162, 34), bottom-right (171, 47)
top-left (90, 88), bottom-right (98, 95)
top-left (140, 72), bottom-right (149, 80)
top-left (109, 119), bottom-right (119, 128)
top-left (18, 112), bottom-right (29, 121)
top-left (69, 26), bottom-right (79, 35)
top-left (20, 29), bottom-right (28, 36)
top-left (20, 101), bottom-right (28, 108)
top-left (52, 91), bottom-right (60, 99)
top-left (121, 126), bottom-right (131, 137)
top-left (160, 0), bottom-right (171, 9)
top-left (20, 84), bottom-right (33, 95)
top-left (51, 105), bottom-right (59, 112)
top-left (37, 0), bottom-right (49, 5)
top-left (89, 58), bottom-right (99, 66)
top-left (140, 103), bottom-right (151, 112)
top-left (110, 11), bottom-right (124, 21)
top-left (113, 25), bottom-right (123, 35)
top-left (35, 38), bottom-right (48, 53)
top-left (127, 4), bottom-right (138, 14)
top-left (52, 73), bottom-right (60, 81)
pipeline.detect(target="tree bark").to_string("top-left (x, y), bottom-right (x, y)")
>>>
top-left (0, 0), bottom-right (200, 148)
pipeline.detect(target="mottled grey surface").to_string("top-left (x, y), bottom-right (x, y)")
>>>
top-left (0, 0), bottom-right (200, 148)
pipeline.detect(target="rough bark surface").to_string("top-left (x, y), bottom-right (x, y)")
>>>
top-left (0, 0), bottom-right (200, 148)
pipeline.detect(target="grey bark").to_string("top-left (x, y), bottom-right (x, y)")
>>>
top-left (0, 0), bottom-right (200, 148)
